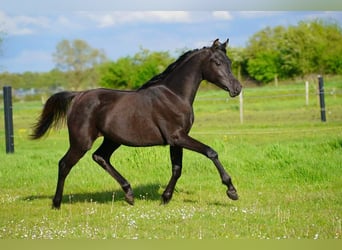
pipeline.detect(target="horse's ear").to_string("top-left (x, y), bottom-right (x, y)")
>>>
top-left (224, 38), bottom-right (229, 47)
top-left (219, 38), bottom-right (229, 53)
top-left (212, 38), bottom-right (220, 49)
top-left (211, 38), bottom-right (228, 53)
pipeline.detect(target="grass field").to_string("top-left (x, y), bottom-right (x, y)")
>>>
top-left (0, 77), bottom-right (341, 239)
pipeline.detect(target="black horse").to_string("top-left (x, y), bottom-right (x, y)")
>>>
top-left (31, 38), bottom-right (242, 209)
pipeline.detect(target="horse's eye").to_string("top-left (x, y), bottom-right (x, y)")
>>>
top-left (214, 60), bottom-right (221, 66)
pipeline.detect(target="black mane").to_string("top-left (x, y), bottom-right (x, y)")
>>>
top-left (138, 48), bottom-right (200, 90)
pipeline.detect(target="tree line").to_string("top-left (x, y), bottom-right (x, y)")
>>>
top-left (1, 19), bottom-right (341, 93)
top-left (233, 19), bottom-right (342, 84)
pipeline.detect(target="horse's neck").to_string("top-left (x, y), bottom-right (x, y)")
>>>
top-left (163, 51), bottom-right (205, 104)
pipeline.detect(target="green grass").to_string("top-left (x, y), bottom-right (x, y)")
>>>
top-left (0, 77), bottom-right (341, 239)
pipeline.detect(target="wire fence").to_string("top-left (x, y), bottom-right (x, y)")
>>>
top-left (194, 82), bottom-right (342, 134)
top-left (195, 87), bottom-right (342, 101)
top-left (1, 82), bottom-right (342, 143)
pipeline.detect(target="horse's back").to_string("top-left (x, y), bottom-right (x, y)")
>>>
top-left (66, 88), bottom-right (165, 146)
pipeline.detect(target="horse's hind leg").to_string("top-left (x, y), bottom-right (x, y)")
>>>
top-left (92, 138), bottom-right (134, 205)
top-left (53, 147), bottom-right (87, 209)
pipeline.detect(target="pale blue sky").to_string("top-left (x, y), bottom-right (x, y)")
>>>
top-left (1, 1), bottom-right (341, 73)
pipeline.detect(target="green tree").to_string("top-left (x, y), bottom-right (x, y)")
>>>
top-left (280, 21), bottom-right (320, 77)
top-left (279, 19), bottom-right (342, 77)
top-left (245, 26), bottom-right (285, 83)
top-left (39, 69), bottom-right (68, 90)
top-left (53, 39), bottom-right (107, 89)
top-left (244, 19), bottom-right (342, 84)
top-left (227, 47), bottom-right (247, 82)
top-left (0, 72), bottom-right (24, 89)
top-left (99, 48), bottom-right (174, 89)
top-left (98, 57), bottom-right (134, 89)
top-left (131, 48), bottom-right (173, 89)
top-left (247, 52), bottom-right (279, 83)
top-left (314, 20), bottom-right (342, 74)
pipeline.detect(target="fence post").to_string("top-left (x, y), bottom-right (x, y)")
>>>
top-left (3, 86), bottom-right (15, 153)
top-left (318, 75), bottom-right (326, 122)
top-left (305, 81), bottom-right (309, 106)
top-left (239, 90), bottom-right (243, 124)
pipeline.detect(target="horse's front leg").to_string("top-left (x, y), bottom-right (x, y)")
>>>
top-left (162, 146), bottom-right (183, 204)
top-left (173, 132), bottom-right (238, 201)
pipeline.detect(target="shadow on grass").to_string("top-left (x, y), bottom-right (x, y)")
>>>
top-left (23, 183), bottom-right (164, 205)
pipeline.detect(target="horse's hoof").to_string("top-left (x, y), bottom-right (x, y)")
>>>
top-left (161, 192), bottom-right (172, 205)
top-left (52, 200), bottom-right (61, 209)
top-left (125, 195), bottom-right (134, 205)
top-left (161, 196), bottom-right (171, 205)
top-left (227, 190), bottom-right (239, 200)
top-left (52, 204), bottom-right (61, 210)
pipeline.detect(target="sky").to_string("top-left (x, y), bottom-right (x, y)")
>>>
top-left (1, 1), bottom-right (341, 73)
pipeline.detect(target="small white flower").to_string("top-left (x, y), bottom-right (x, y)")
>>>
top-left (314, 233), bottom-right (319, 240)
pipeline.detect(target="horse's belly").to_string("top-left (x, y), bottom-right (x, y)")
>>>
top-left (102, 115), bottom-right (166, 147)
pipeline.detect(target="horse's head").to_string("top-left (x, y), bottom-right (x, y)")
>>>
top-left (202, 38), bottom-right (242, 97)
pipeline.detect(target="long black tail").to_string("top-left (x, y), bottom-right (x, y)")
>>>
top-left (30, 91), bottom-right (78, 140)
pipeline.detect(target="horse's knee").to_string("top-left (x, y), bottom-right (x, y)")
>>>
top-left (206, 148), bottom-right (218, 160)
top-left (92, 153), bottom-right (104, 164)
top-left (58, 160), bottom-right (70, 178)
top-left (172, 165), bottom-right (182, 179)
